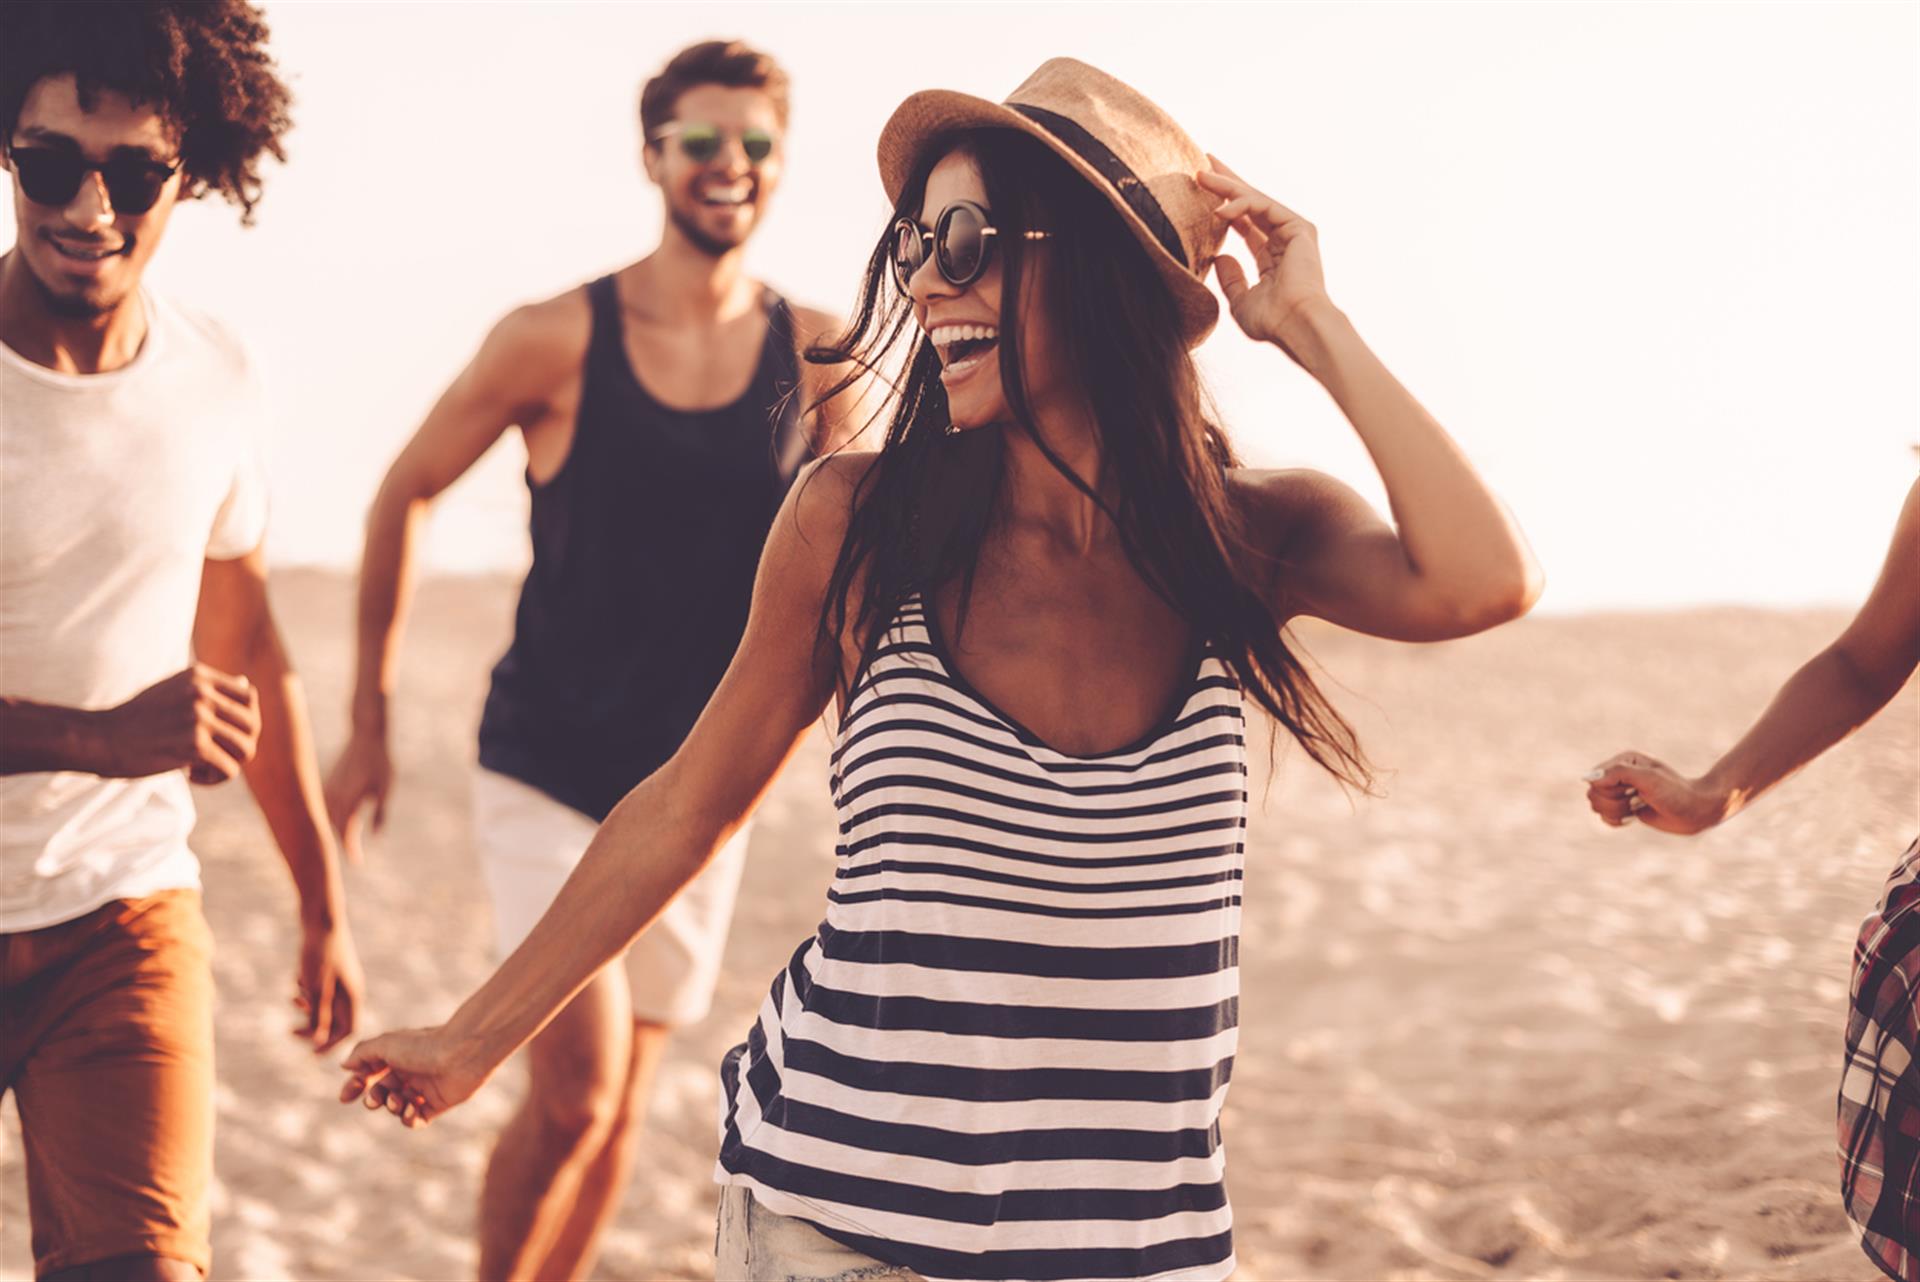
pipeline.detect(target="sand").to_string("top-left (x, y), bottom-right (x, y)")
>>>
top-left (2, 570), bottom-right (1913, 1281)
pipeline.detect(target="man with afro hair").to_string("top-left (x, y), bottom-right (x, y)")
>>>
top-left (0, 5), bottom-right (363, 1278)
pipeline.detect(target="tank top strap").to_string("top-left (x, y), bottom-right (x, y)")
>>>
top-left (582, 273), bottom-right (626, 381)
top-left (757, 288), bottom-right (801, 387)
top-left (576, 273), bottom-right (636, 452)
top-left (757, 288), bottom-right (813, 481)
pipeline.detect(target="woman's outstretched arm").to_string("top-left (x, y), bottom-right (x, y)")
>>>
top-left (1586, 475), bottom-right (1920, 832)
top-left (337, 454), bottom-right (870, 1125)
top-left (1200, 159), bottom-right (1544, 642)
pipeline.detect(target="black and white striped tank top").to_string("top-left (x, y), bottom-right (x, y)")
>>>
top-left (717, 595), bottom-right (1249, 1281)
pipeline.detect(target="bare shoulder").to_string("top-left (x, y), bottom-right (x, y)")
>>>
top-left (442, 287), bottom-right (594, 423)
top-left (757, 453), bottom-right (883, 655)
top-left (785, 451), bottom-right (881, 546)
top-left (806, 447), bottom-right (882, 485)
top-left (1227, 466), bottom-right (1380, 549)
top-left (1228, 466), bottom-right (1354, 508)
top-left (761, 451), bottom-right (876, 579)
top-left (483, 287), bottom-right (591, 369)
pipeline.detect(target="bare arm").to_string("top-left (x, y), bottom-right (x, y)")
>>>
top-left (196, 545), bottom-right (365, 1049)
top-left (1238, 318), bottom-right (1543, 640)
top-left (1588, 476), bottom-right (1920, 832)
top-left (1202, 161), bottom-right (1543, 642)
top-left (0, 698), bottom-right (116, 774)
top-left (1, 670), bottom-right (259, 780)
top-left (324, 298), bottom-right (585, 858)
top-left (339, 453), bottom-right (869, 1125)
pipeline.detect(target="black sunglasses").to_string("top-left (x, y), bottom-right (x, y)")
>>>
top-left (648, 121), bottom-right (778, 167)
top-left (891, 200), bottom-right (1051, 294)
top-left (8, 145), bottom-right (180, 214)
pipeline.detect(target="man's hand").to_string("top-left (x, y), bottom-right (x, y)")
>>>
top-left (1584, 751), bottom-right (1730, 834)
top-left (295, 922), bottom-right (365, 1053)
top-left (323, 732), bottom-right (392, 864)
top-left (96, 664), bottom-right (261, 783)
top-left (340, 1025), bottom-right (491, 1129)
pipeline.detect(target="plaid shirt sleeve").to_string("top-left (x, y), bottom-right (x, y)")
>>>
top-left (1840, 836), bottom-right (1920, 1282)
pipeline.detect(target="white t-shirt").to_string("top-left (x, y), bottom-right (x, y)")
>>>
top-left (0, 290), bottom-right (270, 932)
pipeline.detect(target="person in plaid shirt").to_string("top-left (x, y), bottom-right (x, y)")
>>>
top-left (1583, 474), bottom-right (1920, 1279)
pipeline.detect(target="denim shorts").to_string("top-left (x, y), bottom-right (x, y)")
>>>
top-left (714, 1184), bottom-right (918, 1281)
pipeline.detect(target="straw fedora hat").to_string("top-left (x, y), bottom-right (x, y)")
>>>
top-left (877, 57), bottom-right (1226, 347)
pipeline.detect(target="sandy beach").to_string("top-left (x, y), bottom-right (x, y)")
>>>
top-left (2, 569), bottom-right (1912, 1282)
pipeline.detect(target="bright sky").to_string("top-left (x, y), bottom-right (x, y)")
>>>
top-left (4, 2), bottom-right (1915, 613)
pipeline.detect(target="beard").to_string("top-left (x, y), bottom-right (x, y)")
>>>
top-left (32, 271), bottom-right (121, 318)
top-left (26, 239), bottom-right (134, 317)
top-left (667, 201), bottom-right (750, 259)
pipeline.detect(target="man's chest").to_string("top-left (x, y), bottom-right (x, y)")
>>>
top-left (621, 314), bottom-right (767, 410)
top-left (1, 399), bottom-right (236, 581)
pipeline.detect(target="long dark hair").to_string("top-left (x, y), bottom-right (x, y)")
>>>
top-left (808, 128), bottom-right (1370, 787)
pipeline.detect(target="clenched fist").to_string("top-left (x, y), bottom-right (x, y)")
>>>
top-left (94, 663), bottom-right (261, 784)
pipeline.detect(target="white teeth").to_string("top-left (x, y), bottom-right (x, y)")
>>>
top-left (931, 322), bottom-right (1000, 376)
top-left (698, 182), bottom-right (751, 207)
top-left (928, 323), bottom-right (999, 345)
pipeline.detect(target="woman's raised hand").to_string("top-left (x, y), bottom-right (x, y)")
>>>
top-left (1198, 156), bottom-right (1331, 363)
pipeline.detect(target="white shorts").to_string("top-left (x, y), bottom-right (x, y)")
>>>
top-left (471, 767), bottom-right (749, 1027)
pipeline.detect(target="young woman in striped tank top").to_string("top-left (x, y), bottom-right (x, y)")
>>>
top-left (342, 60), bottom-right (1543, 1280)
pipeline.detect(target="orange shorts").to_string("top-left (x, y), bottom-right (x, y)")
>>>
top-left (0, 890), bottom-right (214, 1278)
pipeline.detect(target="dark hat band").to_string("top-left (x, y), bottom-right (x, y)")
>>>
top-left (1009, 103), bottom-right (1189, 269)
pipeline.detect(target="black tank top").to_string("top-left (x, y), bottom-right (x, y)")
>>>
top-left (477, 274), bottom-right (811, 820)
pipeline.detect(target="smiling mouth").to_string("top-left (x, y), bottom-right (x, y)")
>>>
top-left (930, 322), bottom-right (999, 375)
top-left (46, 237), bottom-right (125, 262)
top-left (696, 180), bottom-right (753, 208)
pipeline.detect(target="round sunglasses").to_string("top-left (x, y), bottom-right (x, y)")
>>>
top-left (648, 121), bottom-right (778, 167)
top-left (8, 146), bottom-right (180, 214)
top-left (891, 200), bottom-right (1052, 294)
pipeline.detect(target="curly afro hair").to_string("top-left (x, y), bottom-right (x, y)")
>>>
top-left (1, 0), bottom-right (293, 224)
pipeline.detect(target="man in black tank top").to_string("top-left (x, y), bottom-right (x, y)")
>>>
top-left (322, 41), bottom-right (864, 1282)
